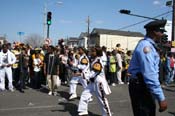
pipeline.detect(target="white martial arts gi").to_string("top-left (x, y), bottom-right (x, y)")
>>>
top-left (69, 53), bottom-right (90, 95)
top-left (78, 57), bottom-right (112, 116)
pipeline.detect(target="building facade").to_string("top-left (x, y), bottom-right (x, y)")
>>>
top-left (89, 28), bottom-right (144, 51)
top-left (66, 37), bottom-right (79, 48)
top-left (78, 32), bottom-right (88, 49)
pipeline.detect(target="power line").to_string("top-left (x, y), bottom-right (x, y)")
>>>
top-left (118, 10), bottom-right (172, 30)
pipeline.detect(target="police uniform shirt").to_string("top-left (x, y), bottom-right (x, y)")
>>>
top-left (128, 37), bottom-right (165, 102)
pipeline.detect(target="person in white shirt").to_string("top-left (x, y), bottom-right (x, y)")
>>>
top-left (116, 49), bottom-right (124, 84)
top-left (0, 44), bottom-right (16, 91)
top-left (33, 52), bottom-right (42, 89)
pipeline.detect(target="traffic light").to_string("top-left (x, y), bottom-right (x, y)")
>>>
top-left (47, 12), bottom-right (52, 25)
top-left (119, 9), bottom-right (131, 14)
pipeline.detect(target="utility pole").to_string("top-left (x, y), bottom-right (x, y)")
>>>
top-left (172, 0), bottom-right (175, 41)
top-left (43, 3), bottom-right (47, 40)
top-left (86, 16), bottom-right (90, 48)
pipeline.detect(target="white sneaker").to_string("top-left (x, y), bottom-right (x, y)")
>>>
top-left (64, 81), bottom-right (67, 84)
top-left (89, 97), bottom-right (93, 102)
top-left (48, 91), bottom-right (52, 96)
top-left (112, 83), bottom-right (116, 86)
top-left (69, 94), bottom-right (77, 100)
top-left (78, 111), bottom-right (88, 115)
top-left (119, 82), bottom-right (124, 84)
top-left (9, 88), bottom-right (14, 92)
top-left (53, 92), bottom-right (57, 96)
top-left (0, 88), bottom-right (5, 91)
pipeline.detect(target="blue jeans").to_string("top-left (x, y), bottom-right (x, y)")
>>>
top-left (165, 68), bottom-right (174, 84)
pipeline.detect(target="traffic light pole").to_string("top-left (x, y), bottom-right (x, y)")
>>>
top-left (126, 13), bottom-right (159, 20)
top-left (47, 24), bottom-right (50, 38)
top-left (119, 9), bottom-right (159, 20)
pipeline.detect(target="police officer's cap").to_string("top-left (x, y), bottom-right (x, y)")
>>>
top-left (144, 20), bottom-right (167, 32)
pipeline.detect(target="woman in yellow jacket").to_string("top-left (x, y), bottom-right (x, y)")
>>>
top-left (109, 50), bottom-right (117, 86)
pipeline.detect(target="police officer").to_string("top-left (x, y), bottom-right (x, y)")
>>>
top-left (128, 20), bottom-right (167, 116)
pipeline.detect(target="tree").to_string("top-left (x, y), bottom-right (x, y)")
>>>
top-left (24, 34), bottom-right (43, 48)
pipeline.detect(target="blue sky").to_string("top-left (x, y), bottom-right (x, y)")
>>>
top-left (0, 0), bottom-right (172, 44)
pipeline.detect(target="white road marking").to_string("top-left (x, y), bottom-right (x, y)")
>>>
top-left (0, 99), bottom-right (129, 111)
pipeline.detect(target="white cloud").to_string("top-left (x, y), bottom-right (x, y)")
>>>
top-left (59, 19), bottom-right (73, 24)
top-left (95, 20), bottom-right (104, 24)
top-left (153, 0), bottom-right (161, 5)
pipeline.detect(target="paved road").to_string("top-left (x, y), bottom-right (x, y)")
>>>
top-left (0, 84), bottom-right (174, 116)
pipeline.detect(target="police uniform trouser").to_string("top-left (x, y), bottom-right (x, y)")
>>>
top-left (69, 76), bottom-right (87, 94)
top-left (129, 79), bottom-right (156, 116)
top-left (78, 82), bottom-right (111, 116)
top-left (0, 67), bottom-right (13, 90)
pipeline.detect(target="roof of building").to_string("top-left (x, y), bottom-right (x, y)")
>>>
top-left (91, 28), bottom-right (144, 37)
top-left (67, 37), bottom-right (79, 42)
top-left (0, 37), bottom-right (6, 40)
top-left (79, 32), bottom-right (88, 38)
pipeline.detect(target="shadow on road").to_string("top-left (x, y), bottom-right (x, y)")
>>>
top-left (39, 86), bottom-right (49, 94)
top-left (52, 102), bottom-right (100, 116)
top-left (52, 102), bottom-right (77, 116)
top-left (52, 91), bottom-right (101, 116)
top-left (57, 91), bottom-right (70, 100)
top-left (163, 88), bottom-right (175, 92)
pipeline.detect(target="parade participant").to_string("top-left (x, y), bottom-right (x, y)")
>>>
top-left (31, 48), bottom-right (44, 88)
top-left (0, 44), bottom-right (16, 91)
top-left (12, 46), bottom-right (28, 93)
top-left (59, 49), bottom-right (69, 85)
top-left (44, 45), bottom-right (60, 96)
top-left (78, 47), bottom-right (112, 116)
top-left (109, 50), bottom-right (117, 86)
top-left (69, 47), bottom-right (90, 100)
top-left (67, 50), bottom-right (79, 84)
top-left (101, 46), bottom-right (108, 78)
top-left (116, 48), bottom-right (124, 84)
top-left (32, 51), bottom-right (42, 89)
top-left (128, 20), bottom-right (167, 116)
top-left (165, 52), bottom-right (175, 86)
top-left (12, 49), bottom-right (20, 90)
